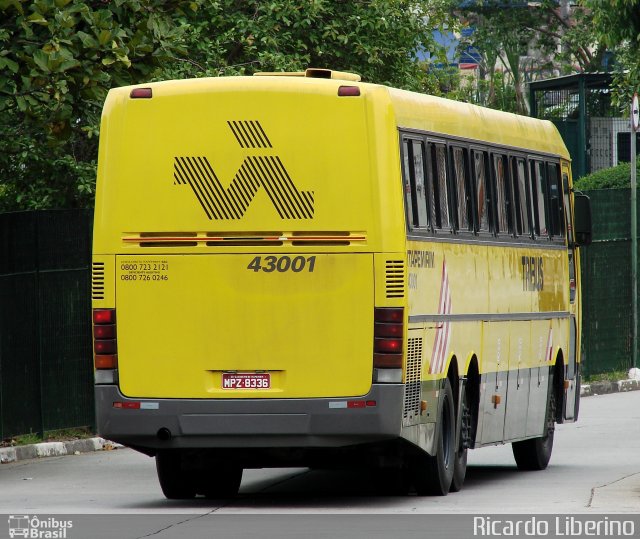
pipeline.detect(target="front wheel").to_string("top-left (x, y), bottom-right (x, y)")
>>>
top-left (413, 378), bottom-right (455, 495)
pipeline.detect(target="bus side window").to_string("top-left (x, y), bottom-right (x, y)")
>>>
top-left (451, 146), bottom-right (472, 232)
top-left (402, 138), bottom-right (430, 230)
top-left (472, 150), bottom-right (490, 233)
top-left (530, 160), bottom-right (549, 238)
top-left (547, 162), bottom-right (565, 238)
top-left (511, 157), bottom-right (531, 237)
top-left (492, 153), bottom-right (511, 235)
top-left (431, 143), bottom-right (451, 230)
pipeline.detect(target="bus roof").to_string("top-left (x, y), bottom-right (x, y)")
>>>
top-left (385, 86), bottom-right (569, 160)
top-left (118, 72), bottom-right (569, 161)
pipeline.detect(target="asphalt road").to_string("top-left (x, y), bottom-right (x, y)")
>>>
top-left (1, 391), bottom-right (639, 538)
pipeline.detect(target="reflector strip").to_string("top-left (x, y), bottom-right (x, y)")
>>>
top-left (123, 235), bottom-right (366, 244)
top-left (329, 401), bottom-right (348, 409)
top-left (113, 402), bottom-right (140, 409)
top-left (329, 400), bottom-right (371, 409)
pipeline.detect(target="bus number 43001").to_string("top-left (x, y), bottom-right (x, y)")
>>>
top-left (247, 255), bottom-right (316, 273)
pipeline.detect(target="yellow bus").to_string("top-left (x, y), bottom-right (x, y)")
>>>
top-left (92, 69), bottom-right (592, 498)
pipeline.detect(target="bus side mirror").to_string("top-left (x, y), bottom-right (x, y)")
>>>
top-left (574, 193), bottom-right (592, 247)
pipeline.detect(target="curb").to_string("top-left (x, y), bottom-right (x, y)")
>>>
top-left (581, 378), bottom-right (640, 397)
top-left (0, 437), bottom-right (121, 464)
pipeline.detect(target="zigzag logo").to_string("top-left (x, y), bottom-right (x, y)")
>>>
top-left (173, 121), bottom-right (314, 220)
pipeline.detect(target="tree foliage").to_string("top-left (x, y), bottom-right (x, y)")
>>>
top-left (457, 2), bottom-right (599, 114)
top-left (581, 0), bottom-right (640, 108)
top-left (0, 0), bottom-right (452, 210)
top-left (0, 0), bottom-right (195, 210)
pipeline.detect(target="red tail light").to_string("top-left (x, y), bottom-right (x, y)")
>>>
top-left (93, 309), bottom-right (117, 370)
top-left (374, 338), bottom-right (402, 354)
top-left (374, 322), bottom-right (403, 338)
top-left (373, 308), bottom-right (404, 383)
top-left (93, 309), bottom-right (116, 324)
top-left (93, 325), bottom-right (115, 339)
top-left (94, 340), bottom-right (116, 355)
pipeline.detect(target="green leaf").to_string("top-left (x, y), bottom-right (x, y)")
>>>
top-left (32, 49), bottom-right (50, 72)
top-left (26, 12), bottom-right (48, 26)
top-left (0, 56), bottom-right (18, 73)
top-left (97, 30), bottom-right (112, 46)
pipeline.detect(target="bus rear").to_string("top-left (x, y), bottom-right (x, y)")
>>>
top-left (92, 72), bottom-right (407, 496)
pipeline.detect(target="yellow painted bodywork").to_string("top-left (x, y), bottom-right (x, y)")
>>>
top-left (94, 73), bottom-right (579, 402)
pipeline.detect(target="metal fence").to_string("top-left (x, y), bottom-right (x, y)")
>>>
top-left (0, 210), bottom-right (94, 439)
top-left (529, 73), bottom-right (640, 180)
top-left (581, 188), bottom-right (637, 377)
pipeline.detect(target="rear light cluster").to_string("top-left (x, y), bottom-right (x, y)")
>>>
top-left (373, 307), bottom-right (403, 383)
top-left (93, 309), bottom-right (117, 371)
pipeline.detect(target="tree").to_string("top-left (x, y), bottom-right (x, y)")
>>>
top-left (161, 0), bottom-right (452, 91)
top-left (456, 1), bottom-right (600, 113)
top-left (0, 0), bottom-right (195, 210)
top-left (582, 0), bottom-right (640, 108)
top-left (0, 0), bottom-right (453, 210)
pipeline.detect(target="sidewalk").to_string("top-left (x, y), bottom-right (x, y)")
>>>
top-left (580, 377), bottom-right (640, 397)
top-left (1, 379), bottom-right (638, 465)
top-left (0, 437), bottom-right (120, 464)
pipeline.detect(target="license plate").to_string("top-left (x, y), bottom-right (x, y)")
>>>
top-left (221, 372), bottom-right (271, 390)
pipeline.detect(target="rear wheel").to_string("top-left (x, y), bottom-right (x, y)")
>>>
top-left (450, 386), bottom-right (471, 492)
top-left (156, 451), bottom-right (196, 500)
top-left (413, 379), bottom-right (455, 496)
top-left (198, 467), bottom-right (243, 498)
top-left (512, 375), bottom-right (556, 470)
top-left (156, 451), bottom-right (243, 499)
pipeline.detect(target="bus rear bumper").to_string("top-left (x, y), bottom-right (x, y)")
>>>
top-left (95, 384), bottom-right (404, 453)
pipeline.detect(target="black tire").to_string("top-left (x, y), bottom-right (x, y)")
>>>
top-left (198, 467), bottom-right (243, 498)
top-left (376, 466), bottom-right (411, 496)
top-left (156, 451), bottom-right (196, 499)
top-left (450, 386), bottom-right (471, 492)
top-left (512, 375), bottom-right (556, 471)
top-left (413, 379), bottom-right (455, 496)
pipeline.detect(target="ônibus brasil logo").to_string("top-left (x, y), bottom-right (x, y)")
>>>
top-left (173, 120), bottom-right (314, 220)
top-left (8, 515), bottom-right (72, 539)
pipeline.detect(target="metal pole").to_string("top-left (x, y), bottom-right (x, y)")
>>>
top-left (631, 95), bottom-right (638, 369)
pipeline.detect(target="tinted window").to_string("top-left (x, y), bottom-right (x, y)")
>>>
top-left (512, 157), bottom-right (530, 236)
top-left (451, 146), bottom-right (471, 231)
top-left (431, 144), bottom-right (450, 229)
top-left (493, 154), bottom-right (510, 234)
top-left (473, 150), bottom-right (490, 232)
top-left (530, 160), bottom-right (548, 237)
top-left (402, 139), bottom-right (430, 230)
top-left (547, 162), bottom-right (565, 238)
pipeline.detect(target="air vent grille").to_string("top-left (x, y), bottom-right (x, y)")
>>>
top-left (92, 262), bottom-right (105, 300)
top-left (403, 337), bottom-right (423, 422)
top-left (385, 260), bottom-right (406, 298)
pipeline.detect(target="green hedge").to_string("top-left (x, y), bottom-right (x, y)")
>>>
top-left (575, 161), bottom-right (640, 190)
